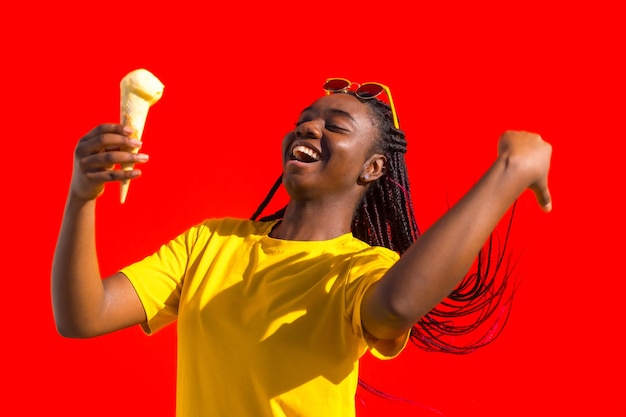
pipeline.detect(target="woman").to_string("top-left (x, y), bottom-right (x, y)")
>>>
top-left (52, 79), bottom-right (552, 417)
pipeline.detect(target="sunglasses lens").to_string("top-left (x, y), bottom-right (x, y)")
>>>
top-left (324, 79), bottom-right (350, 92)
top-left (356, 84), bottom-right (384, 99)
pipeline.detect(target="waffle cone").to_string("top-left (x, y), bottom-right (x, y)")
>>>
top-left (118, 69), bottom-right (164, 203)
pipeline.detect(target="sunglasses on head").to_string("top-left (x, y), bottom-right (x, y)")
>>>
top-left (323, 78), bottom-right (399, 129)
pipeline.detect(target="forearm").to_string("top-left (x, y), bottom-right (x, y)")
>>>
top-left (365, 154), bottom-right (529, 338)
top-left (51, 195), bottom-right (106, 337)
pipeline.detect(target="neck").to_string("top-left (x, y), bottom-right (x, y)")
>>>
top-left (270, 200), bottom-right (357, 241)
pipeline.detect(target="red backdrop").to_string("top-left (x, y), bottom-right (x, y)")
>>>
top-left (3, 1), bottom-right (624, 416)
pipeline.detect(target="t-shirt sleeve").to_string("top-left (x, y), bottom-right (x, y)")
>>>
top-left (120, 225), bottom-right (200, 334)
top-left (345, 247), bottom-right (410, 360)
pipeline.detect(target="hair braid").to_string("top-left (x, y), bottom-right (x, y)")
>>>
top-left (351, 97), bottom-right (420, 253)
top-left (250, 174), bottom-right (285, 222)
top-left (350, 96), bottom-right (518, 354)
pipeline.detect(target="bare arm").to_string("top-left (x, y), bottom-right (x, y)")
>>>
top-left (51, 124), bottom-right (149, 338)
top-left (362, 131), bottom-right (553, 342)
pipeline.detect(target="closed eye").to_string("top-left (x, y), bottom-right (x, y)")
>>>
top-left (325, 124), bottom-right (349, 132)
top-left (294, 120), bottom-right (348, 133)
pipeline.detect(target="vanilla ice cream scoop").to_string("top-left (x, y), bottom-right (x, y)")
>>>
top-left (119, 68), bottom-right (164, 203)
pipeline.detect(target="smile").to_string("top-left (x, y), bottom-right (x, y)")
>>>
top-left (291, 144), bottom-right (321, 163)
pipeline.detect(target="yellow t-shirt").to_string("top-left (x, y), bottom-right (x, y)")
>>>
top-left (121, 217), bottom-right (406, 417)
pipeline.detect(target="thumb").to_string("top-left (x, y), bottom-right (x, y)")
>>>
top-left (532, 182), bottom-right (552, 212)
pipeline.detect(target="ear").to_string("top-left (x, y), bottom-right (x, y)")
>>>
top-left (359, 153), bottom-right (387, 185)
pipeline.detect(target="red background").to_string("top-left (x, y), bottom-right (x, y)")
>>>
top-left (2, 1), bottom-right (624, 416)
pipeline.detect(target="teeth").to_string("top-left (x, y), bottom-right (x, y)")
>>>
top-left (292, 145), bottom-right (320, 162)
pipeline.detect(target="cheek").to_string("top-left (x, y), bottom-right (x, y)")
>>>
top-left (336, 135), bottom-right (373, 160)
top-left (330, 141), bottom-right (370, 174)
top-left (281, 132), bottom-right (296, 155)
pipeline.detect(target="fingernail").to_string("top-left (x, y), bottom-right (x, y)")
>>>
top-left (129, 139), bottom-right (143, 147)
top-left (136, 153), bottom-right (149, 162)
top-left (123, 126), bottom-right (134, 135)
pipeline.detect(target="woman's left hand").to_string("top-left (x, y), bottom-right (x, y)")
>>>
top-left (497, 130), bottom-right (553, 212)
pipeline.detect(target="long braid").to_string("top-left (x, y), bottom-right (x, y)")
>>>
top-left (250, 174), bottom-right (286, 222)
top-left (351, 96), bottom-right (419, 253)
top-left (411, 202), bottom-right (519, 353)
top-left (356, 97), bottom-right (518, 354)
top-left (352, 97), bottom-right (520, 411)
top-left (351, 105), bottom-right (419, 253)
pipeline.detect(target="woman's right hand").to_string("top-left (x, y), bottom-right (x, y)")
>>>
top-left (71, 124), bottom-right (149, 201)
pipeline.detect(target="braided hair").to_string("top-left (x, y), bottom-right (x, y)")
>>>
top-left (251, 91), bottom-right (517, 354)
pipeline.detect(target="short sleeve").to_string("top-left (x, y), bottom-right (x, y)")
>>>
top-left (344, 247), bottom-right (410, 360)
top-left (121, 225), bottom-right (199, 334)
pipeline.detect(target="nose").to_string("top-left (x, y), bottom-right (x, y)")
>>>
top-left (295, 120), bottom-right (322, 139)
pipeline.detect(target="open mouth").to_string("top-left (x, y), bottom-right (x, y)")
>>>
top-left (291, 144), bottom-right (321, 163)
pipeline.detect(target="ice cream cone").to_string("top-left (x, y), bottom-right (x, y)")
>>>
top-left (119, 69), bottom-right (164, 203)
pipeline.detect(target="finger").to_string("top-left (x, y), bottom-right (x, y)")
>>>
top-left (80, 150), bottom-right (149, 172)
top-left (85, 167), bottom-right (142, 183)
top-left (77, 135), bottom-right (142, 159)
top-left (78, 123), bottom-right (133, 149)
top-left (78, 124), bottom-right (127, 143)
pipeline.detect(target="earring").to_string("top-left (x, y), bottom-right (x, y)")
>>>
top-left (363, 174), bottom-right (370, 181)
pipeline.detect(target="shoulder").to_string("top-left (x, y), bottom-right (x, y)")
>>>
top-left (346, 239), bottom-right (400, 264)
top-left (338, 238), bottom-right (399, 280)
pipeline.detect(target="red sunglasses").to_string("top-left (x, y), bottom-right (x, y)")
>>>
top-left (323, 78), bottom-right (399, 129)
